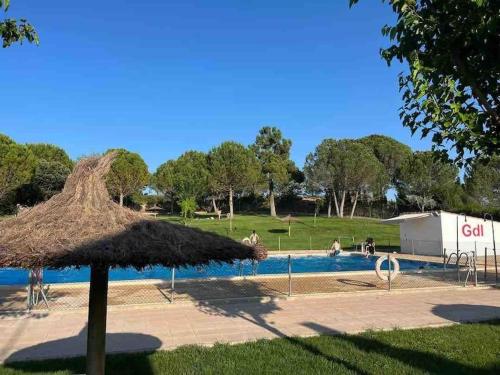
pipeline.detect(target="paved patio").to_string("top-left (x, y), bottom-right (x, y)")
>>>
top-left (1, 287), bottom-right (499, 363)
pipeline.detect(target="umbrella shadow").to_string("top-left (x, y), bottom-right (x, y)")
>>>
top-left (301, 321), bottom-right (497, 374)
top-left (268, 229), bottom-right (288, 234)
top-left (431, 304), bottom-right (500, 323)
top-left (187, 281), bottom-right (369, 374)
top-left (4, 324), bottom-right (162, 374)
top-left (337, 278), bottom-right (377, 288)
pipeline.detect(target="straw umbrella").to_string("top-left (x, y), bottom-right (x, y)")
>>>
top-left (0, 153), bottom-right (266, 375)
top-left (278, 215), bottom-right (299, 237)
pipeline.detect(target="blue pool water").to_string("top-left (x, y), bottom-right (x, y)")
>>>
top-left (0, 254), bottom-right (441, 285)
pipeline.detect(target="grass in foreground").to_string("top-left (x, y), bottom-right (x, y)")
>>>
top-left (160, 214), bottom-right (400, 251)
top-left (2, 321), bottom-right (499, 375)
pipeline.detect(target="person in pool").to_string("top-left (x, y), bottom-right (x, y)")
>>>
top-left (365, 237), bottom-right (375, 256)
top-left (330, 240), bottom-right (341, 256)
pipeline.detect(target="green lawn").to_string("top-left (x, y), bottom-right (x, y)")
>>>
top-left (160, 214), bottom-right (400, 251)
top-left (2, 321), bottom-right (499, 374)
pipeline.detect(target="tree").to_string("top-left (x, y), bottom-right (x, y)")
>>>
top-left (27, 143), bottom-right (74, 170)
top-left (1, 0), bottom-right (38, 48)
top-left (398, 151), bottom-right (460, 212)
top-left (359, 135), bottom-right (411, 185)
top-left (251, 127), bottom-right (292, 217)
top-left (208, 142), bottom-right (260, 218)
top-left (105, 149), bottom-right (149, 206)
top-left (351, 0), bottom-right (500, 165)
top-left (465, 156), bottom-right (500, 208)
top-left (152, 160), bottom-right (176, 213)
top-left (180, 197), bottom-right (197, 222)
top-left (32, 160), bottom-right (71, 200)
top-left (172, 151), bottom-right (210, 203)
top-left (0, 142), bottom-right (36, 201)
top-left (305, 139), bottom-right (387, 218)
top-left (304, 139), bottom-right (339, 218)
top-left (12, 143), bottom-right (74, 205)
top-left (0, 133), bottom-right (14, 145)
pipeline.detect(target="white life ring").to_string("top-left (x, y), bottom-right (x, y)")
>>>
top-left (375, 256), bottom-right (400, 281)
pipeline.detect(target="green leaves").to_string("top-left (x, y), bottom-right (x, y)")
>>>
top-left (105, 149), bottom-right (149, 203)
top-left (171, 151), bottom-right (210, 201)
top-left (352, 0), bottom-right (500, 165)
top-left (1, 1), bottom-right (39, 48)
top-left (153, 160), bottom-right (176, 196)
top-left (0, 1), bottom-right (11, 11)
top-left (464, 155), bottom-right (500, 208)
top-left (0, 140), bottom-right (37, 201)
top-left (208, 141), bottom-right (260, 194)
top-left (252, 126), bottom-right (293, 186)
top-left (397, 151), bottom-right (461, 211)
top-left (304, 138), bottom-right (388, 202)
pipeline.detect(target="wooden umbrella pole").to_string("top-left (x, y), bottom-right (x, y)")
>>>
top-left (87, 264), bottom-right (109, 375)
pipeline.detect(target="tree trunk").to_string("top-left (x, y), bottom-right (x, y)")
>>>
top-left (86, 265), bottom-right (109, 375)
top-left (170, 193), bottom-right (174, 214)
top-left (270, 192), bottom-right (276, 217)
top-left (350, 191), bottom-right (359, 219)
top-left (212, 197), bottom-right (218, 213)
top-left (229, 187), bottom-right (234, 218)
top-left (327, 194), bottom-right (332, 218)
top-left (339, 191), bottom-right (346, 218)
top-left (269, 180), bottom-right (276, 217)
top-left (333, 191), bottom-right (340, 217)
top-left (119, 193), bottom-right (124, 207)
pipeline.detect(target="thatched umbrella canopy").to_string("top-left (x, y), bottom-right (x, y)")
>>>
top-left (278, 215), bottom-right (299, 237)
top-left (0, 153), bottom-right (266, 375)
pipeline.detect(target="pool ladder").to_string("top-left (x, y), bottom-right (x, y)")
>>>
top-left (444, 250), bottom-right (477, 286)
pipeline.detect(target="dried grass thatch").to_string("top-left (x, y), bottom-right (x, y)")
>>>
top-left (278, 214), bottom-right (299, 222)
top-left (0, 153), bottom-right (267, 269)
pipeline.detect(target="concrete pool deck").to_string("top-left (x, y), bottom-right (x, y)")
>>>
top-left (0, 287), bottom-right (499, 363)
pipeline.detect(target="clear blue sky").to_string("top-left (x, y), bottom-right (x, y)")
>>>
top-left (1, 0), bottom-right (432, 171)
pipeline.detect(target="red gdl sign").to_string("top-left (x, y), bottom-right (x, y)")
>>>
top-left (462, 224), bottom-right (484, 237)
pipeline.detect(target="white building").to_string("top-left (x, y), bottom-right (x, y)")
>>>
top-left (383, 211), bottom-right (499, 257)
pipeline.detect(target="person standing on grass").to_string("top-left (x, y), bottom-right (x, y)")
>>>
top-left (250, 230), bottom-right (260, 245)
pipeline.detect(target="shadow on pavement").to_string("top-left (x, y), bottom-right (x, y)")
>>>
top-left (4, 324), bottom-right (161, 375)
top-left (431, 303), bottom-right (500, 323)
top-left (190, 281), bottom-right (369, 374)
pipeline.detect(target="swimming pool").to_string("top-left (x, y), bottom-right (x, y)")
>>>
top-left (0, 254), bottom-right (441, 285)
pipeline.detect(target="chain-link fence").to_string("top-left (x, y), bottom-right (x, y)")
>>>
top-left (1, 248), bottom-right (498, 314)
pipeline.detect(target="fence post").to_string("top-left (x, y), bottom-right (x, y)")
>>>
top-left (411, 240), bottom-right (415, 255)
top-left (171, 267), bottom-right (175, 303)
top-left (388, 254), bottom-right (392, 291)
top-left (278, 236), bottom-right (281, 251)
top-left (494, 247), bottom-right (498, 285)
top-left (456, 248), bottom-right (460, 283)
top-left (288, 254), bottom-right (292, 297)
top-left (473, 251), bottom-right (478, 287)
top-left (309, 236), bottom-right (312, 251)
top-left (484, 247), bottom-right (487, 282)
top-left (443, 248), bottom-right (447, 280)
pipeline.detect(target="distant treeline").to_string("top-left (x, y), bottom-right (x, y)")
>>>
top-left (1, 128), bottom-right (498, 219)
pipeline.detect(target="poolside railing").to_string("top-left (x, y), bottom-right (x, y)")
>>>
top-left (0, 251), bottom-right (498, 314)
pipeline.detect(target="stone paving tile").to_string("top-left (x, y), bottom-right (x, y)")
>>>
top-left (1, 288), bottom-right (500, 363)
